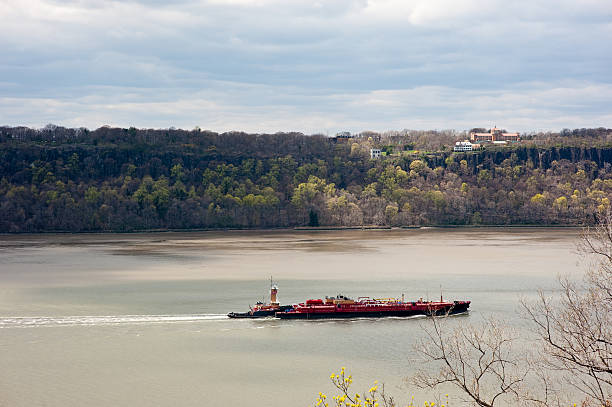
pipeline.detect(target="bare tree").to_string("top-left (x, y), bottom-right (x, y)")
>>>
top-left (579, 212), bottom-right (612, 300)
top-left (522, 212), bottom-right (612, 406)
top-left (413, 211), bottom-right (612, 406)
top-left (412, 315), bottom-right (539, 406)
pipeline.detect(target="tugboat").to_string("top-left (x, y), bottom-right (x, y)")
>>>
top-left (275, 294), bottom-right (470, 320)
top-left (227, 278), bottom-right (293, 318)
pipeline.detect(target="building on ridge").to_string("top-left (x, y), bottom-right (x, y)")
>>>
top-left (334, 131), bottom-right (354, 141)
top-left (454, 141), bottom-right (480, 152)
top-left (470, 127), bottom-right (520, 143)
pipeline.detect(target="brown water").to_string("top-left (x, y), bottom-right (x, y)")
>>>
top-left (0, 228), bottom-right (581, 406)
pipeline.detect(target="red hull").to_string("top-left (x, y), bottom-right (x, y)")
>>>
top-left (276, 299), bottom-right (470, 319)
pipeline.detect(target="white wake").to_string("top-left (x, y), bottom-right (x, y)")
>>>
top-left (0, 314), bottom-right (229, 328)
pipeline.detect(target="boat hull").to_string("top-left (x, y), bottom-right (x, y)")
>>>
top-left (228, 310), bottom-right (276, 318)
top-left (228, 305), bottom-right (293, 319)
top-left (276, 302), bottom-right (469, 320)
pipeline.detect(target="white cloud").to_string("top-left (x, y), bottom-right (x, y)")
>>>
top-left (1, 80), bottom-right (610, 133)
top-left (0, 0), bottom-right (610, 131)
top-left (355, 0), bottom-right (491, 26)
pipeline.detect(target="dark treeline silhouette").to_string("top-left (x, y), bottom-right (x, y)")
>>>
top-left (0, 125), bottom-right (611, 232)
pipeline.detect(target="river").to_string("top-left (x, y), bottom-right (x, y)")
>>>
top-left (0, 228), bottom-right (582, 406)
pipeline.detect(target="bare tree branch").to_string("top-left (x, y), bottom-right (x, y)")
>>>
top-left (522, 210), bottom-right (612, 406)
top-left (412, 315), bottom-right (538, 406)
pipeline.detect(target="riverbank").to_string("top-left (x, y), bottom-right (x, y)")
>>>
top-left (0, 223), bottom-right (584, 235)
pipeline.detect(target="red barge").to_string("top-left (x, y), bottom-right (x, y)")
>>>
top-left (229, 281), bottom-right (470, 319)
top-left (275, 294), bottom-right (470, 319)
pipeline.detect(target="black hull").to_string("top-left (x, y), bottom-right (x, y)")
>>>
top-left (228, 305), bottom-right (293, 319)
top-left (276, 303), bottom-right (469, 320)
top-left (228, 310), bottom-right (276, 318)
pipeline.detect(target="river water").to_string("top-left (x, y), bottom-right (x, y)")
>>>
top-left (0, 228), bottom-right (582, 406)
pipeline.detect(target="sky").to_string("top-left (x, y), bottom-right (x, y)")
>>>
top-left (0, 0), bottom-right (611, 134)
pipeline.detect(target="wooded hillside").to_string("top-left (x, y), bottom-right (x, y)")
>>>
top-left (1, 125), bottom-right (611, 232)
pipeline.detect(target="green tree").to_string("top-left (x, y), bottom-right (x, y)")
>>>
top-left (170, 164), bottom-right (184, 181)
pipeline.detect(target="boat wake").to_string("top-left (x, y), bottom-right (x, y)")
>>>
top-left (0, 314), bottom-right (229, 328)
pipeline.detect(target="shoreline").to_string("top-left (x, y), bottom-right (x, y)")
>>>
top-left (0, 223), bottom-right (584, 235)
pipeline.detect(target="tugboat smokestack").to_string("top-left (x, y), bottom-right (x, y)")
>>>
top-left (270, 276), bottom-right (278, 305)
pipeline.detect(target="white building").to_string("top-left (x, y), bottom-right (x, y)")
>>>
top-left (454, 141), bottom-right (474, 152)
top-left (370, 148), bottom-right (381, 159)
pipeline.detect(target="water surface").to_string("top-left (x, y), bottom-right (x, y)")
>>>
top-left (0, 228), bottom-right (581, 406)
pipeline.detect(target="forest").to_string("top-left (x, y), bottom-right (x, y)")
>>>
top-left (0, 125), bottom-right (611, 232)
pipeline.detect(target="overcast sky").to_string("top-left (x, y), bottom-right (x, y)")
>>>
top-left (1, 0), bottom-right (611, 133)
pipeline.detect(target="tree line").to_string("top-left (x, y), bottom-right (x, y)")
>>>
top-left (0, 125), bottom-right (611, 232)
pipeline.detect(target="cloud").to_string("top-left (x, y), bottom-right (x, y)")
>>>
top-left (0, 0), bottom-right (610, 131)
top-left (1, 80), bottom-right (610, 133)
